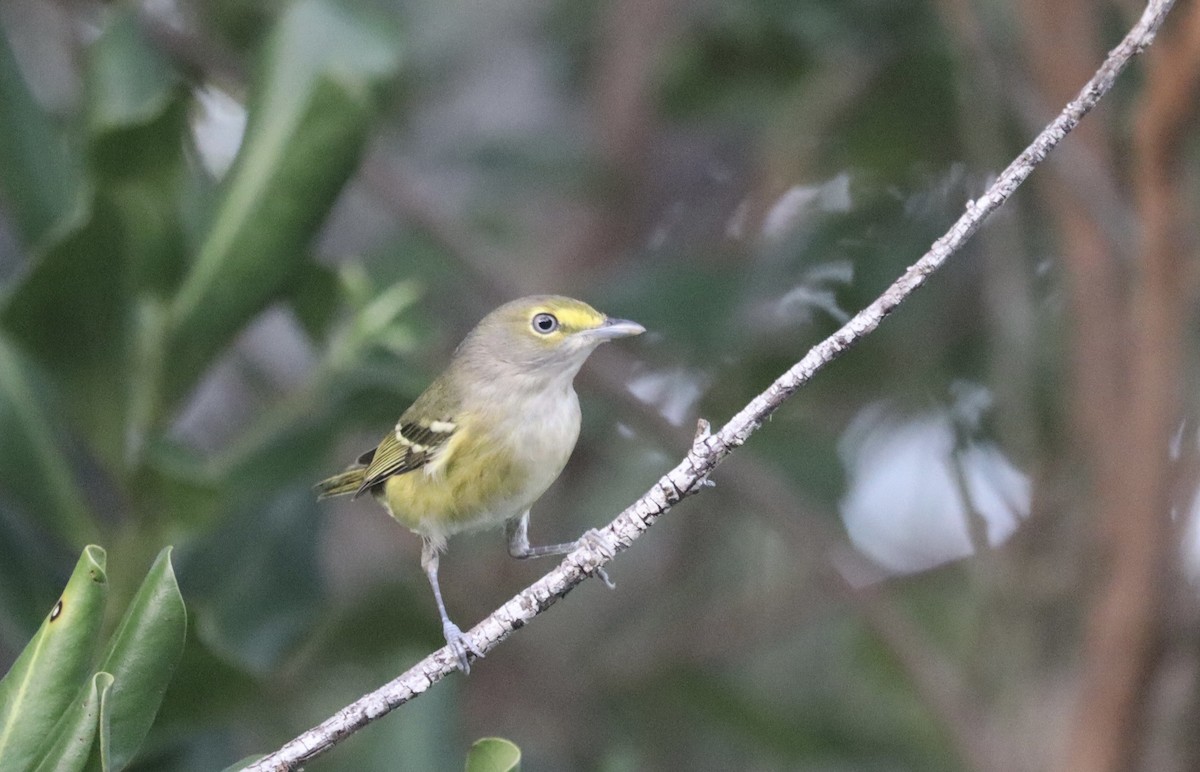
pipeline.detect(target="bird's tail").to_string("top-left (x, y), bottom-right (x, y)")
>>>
top-left (314, 467), bottom-right (367, 499)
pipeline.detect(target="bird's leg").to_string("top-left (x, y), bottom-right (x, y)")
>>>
top-left (505, 511), bottom-right (615, 589)
top-left (420, 539), bottom-right (483, 673)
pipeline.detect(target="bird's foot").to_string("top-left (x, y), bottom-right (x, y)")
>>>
top-left (580, 529), bottom-right (616, 590)
top-left (443, 621), bottom-right (484, 673)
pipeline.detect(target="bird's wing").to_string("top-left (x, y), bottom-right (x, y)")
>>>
top-left (353, 418), bottom-right (458, 497)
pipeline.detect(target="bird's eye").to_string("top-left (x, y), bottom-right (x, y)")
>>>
top-left (532, 312), bottom-right (559, 334)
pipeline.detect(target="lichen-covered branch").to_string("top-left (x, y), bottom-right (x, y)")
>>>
top-left (245, 2), bottom-right (1175, 769)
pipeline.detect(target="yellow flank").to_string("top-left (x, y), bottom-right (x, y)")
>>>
top-left (377, 415), bottom-right (525, 535)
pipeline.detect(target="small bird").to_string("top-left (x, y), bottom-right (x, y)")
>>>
top-left (316, 295), bottom-right (645, 672)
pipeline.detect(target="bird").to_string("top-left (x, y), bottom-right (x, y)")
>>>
top-left (316, 295), bottom-right (645, 672)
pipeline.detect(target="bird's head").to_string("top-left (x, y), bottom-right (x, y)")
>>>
top-left (455, 295), bottom-right (645, 384)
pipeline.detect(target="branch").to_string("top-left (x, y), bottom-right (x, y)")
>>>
top-left (246, 2), bottom-right (1175, 769)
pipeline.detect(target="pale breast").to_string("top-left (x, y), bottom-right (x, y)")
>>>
top-left (501, 388), bottom-right (582, 511)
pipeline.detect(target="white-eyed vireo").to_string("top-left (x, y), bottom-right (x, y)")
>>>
top-left (316, 295), bottom-right (645, 672)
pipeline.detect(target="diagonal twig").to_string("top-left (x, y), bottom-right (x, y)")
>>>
top-left (245, 2), bottom-right (1175, 768)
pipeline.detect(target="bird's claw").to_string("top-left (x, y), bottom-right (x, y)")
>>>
top-left (580, 529), bottom-right (617, 589)
top-left (595, 566), bottom-right (616, 590)
top-left (443, 621), bottom-right (484, 673)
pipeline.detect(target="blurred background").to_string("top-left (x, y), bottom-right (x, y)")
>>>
top-left (1, 0), bottom-right (1197, 769)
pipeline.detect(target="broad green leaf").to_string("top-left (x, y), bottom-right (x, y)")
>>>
top-left (91, 547), bottom-right (186, 771)
top-left (465, 738), bottom-right (522, 772)
top-left (31, 672), bottom-right (113, 772)
top-left (166, 0), bottom-right (401, 401)
top-left (0, 26), bottom-right (84, 249)
top-left (0, 335), bottom-right (96, 544)
top-left (84, 9), bottom-right (178, 136)
top-left (0, 545), bottom-right (108, 771)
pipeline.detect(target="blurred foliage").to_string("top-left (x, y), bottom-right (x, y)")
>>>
top-left (0, 0), bottom-right (1191, 770)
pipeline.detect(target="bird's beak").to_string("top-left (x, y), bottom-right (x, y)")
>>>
top-left (582, 317), bottom-right (646, 341)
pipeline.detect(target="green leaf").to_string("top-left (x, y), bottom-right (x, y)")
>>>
top-left (84, 9), bottom-right (178, 136)
top-left (165, 0), bottom-right (401, 401)
top-left (92, 547), bottom-right (187, 771)
top-left (30, 672), bottom-right (113, 772)
top-left (465, 738), bottom-right (522, 772)
top-left (0, 545), bottom-right (108, 771)
top-left (0, 25), bottom-right (85, 249)
top-left (0, 334), bottom-right (96, 545)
